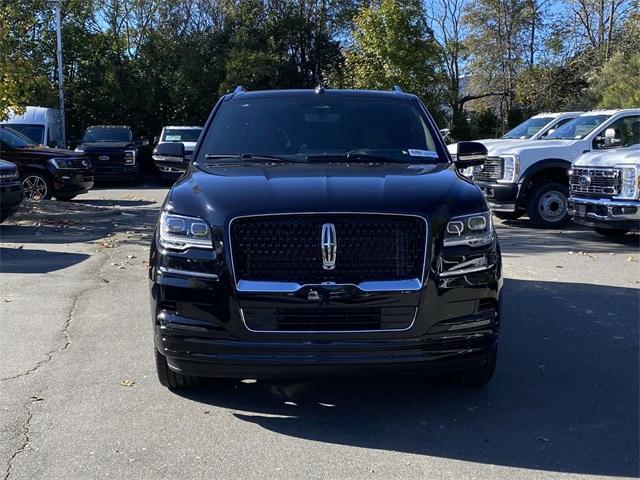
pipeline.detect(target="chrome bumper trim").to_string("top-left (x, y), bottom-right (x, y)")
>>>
top-left (568, 197), bottom-right (640, 221)
top-left (158, 266), bottom-right (220, 280)
top-left (439, 265), bottom-right (495, 278)
top-left (236, 278), bottom-right (423, 293)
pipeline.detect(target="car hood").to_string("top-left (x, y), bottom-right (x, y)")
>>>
top-left (166, 162), bottom-right (486, 228)
top-left (574, 145), bottom-right (640, 167)
top-left (447, 138), bottom-right (530, 155)
top-left (78, 141), bottom-right (135, 152)
top-left (492, 139), bottom-right (579, 158)
top-left (0, 159), bottom-right (17, 170)
top-left (11, 146), bottom-right (86, 160)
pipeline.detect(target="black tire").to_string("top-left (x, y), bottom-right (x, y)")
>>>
top-left (593, 227), bottom-right (629, 237)
top-left (155, 349), bottom-right (199, 389)
top-left (0, 212), bottom-right (9, 223)
top-left (526, 182), bottom-right (569, 228)
top-left (458, 345), bottom-right (497, 387)
top-left (21, 171), bottom-right (53, 200)
top-left (494, 211), bottom-right (524, 221)
top-left (54, 194), bottom-right (77, 201)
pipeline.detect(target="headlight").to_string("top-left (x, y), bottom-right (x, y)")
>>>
top-left (615, 165), bottom-right (640, 200)
top-left (158, 212), bottom-right (213, 250)
top-left (500, 155), bottom-right (520, 183)
top-left (124, 149), bottom-right (136, 165)
top-left (74, 147), bottom-right (84, 153)
top-left (444, 211), bottom-right (493, 247)
top-left (49, 158), bottom-right (76, 169)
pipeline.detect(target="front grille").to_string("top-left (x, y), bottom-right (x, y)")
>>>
top-left (0, 170), bottom-right (19, 184)
top-left (88, 152), bottom-right (125, 165)
top-left (570, 167), bottom-right (621, 196)
top-left (242, 306), bottom-right (416, 332)
top-left (473, 156), bottom-right (503, 181)
top-left (230, 214), bottom-right (426, 285)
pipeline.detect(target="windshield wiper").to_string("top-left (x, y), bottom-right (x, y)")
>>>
top-left (204, 153), bottom-right (293, 163)
top-left (304, 149), bottom-right (418, 164)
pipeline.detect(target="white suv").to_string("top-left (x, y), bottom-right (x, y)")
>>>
top-left (467, 109), bottom-right (640, 227)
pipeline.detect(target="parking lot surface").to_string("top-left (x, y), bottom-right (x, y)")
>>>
top-left (1, 185), bottom-right (638, 480)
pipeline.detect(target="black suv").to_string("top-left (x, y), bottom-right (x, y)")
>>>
top-left (0, 159), bottom-right (23, 222)
top-left (75, 125), bottom-right (147, 183)
top-left (0, 126), bottom-right (93, 201)
top-left (150, 88), bottom-right (501, 389)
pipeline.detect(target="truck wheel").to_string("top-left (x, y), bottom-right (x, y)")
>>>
top-left (494, 211), bottom-right (523, 221)
top-left (458, 345), bottom-right (497, 387)
top-left (527, 183), bottom-right (569, 228)
top-left (21, 171), bottom-right (53, 200)
top-left (155, 349), bottom-right (199, 389)
top-left (593, 227), bottom-right (629, 237)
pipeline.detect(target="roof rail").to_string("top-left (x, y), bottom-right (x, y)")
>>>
top-left (391, 85), bottom-right (404, 93)
top-left (233, 85), bottom-right (246, 94)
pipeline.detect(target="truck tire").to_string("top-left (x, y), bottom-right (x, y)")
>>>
top-left (527, 182), bottom-right (569, 228)
top-left (593, 227), bottom-right (629, 237)
top-left (155, 349), bottom-right (199, 389)
top-left (458, 345), bottom-right (497, 387)
top-left (21, 171), bottom-right (53, 200)
top-left (493, 211), bottom-right (523, 221)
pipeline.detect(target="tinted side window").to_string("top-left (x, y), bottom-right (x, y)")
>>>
top-left (593, 115), bottom-right (640, 149)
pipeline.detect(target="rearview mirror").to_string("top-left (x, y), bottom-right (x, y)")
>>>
top-left (453, 141), bottom-right (487, 169)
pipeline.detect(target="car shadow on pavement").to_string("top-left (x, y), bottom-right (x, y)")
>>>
top-left (0, 247), bottom-right (89, 273)
top-left (75, 199), bottom-right (157, 207)
top-left (177, 278), bottom-right (639, 477)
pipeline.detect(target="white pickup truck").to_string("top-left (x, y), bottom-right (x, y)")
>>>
top-left (568, 144), bottom-right (640, 236)
top-left (463, 109), bottom-right (640, 227)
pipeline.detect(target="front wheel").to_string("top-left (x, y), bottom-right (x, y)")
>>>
top-left (155, 349), bottom-right (199, 389)
top-left (593, 227), bottom-right (629, 237)
top-left (21, 172), bottom-right (53, 200)
top-left (527, 182), bottom-right (569, 228)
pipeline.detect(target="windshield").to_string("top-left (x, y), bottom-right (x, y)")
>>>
top-left (0, 126), bottom-right (36, 148)
top-left (198, 97), bottom-right (442, 163)
top-left (546, 115), bottom-right (610, 140)
top-left (502, 116), bottom-right (554, 139)
top-left (162, 128), bottom-right (202, 142)
top-left (82, 126), bottom-right (132, 142)
top-left (4, 124), bottom-right (45, 144)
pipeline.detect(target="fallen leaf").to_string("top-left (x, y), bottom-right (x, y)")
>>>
top-left (120, 379), bottom-right (135, 387)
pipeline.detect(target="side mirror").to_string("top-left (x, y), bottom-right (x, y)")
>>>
top-left (604, 128), bottom-right (620, 147)
top-left (153, 141), bottom-right (185, 163)
top-left (137, 137), bottom-right (150, 147)
top-left (153, 136), bottom-right (159, 144)
top-left (453, 141), bottom-right (487, 169)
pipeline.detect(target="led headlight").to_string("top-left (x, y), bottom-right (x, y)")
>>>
top-left (158, 212), bottom-right (213, 250)
top-left (124, 149), bottom-right (136, 165)
top-left (500, 155), bottom-right (520, 183)
top-left (49, 158), bottom-right (76, 169)
top-left (615, 165), bottom-right (640, 200)
top-left (444, 211), bottom-right (493, 247)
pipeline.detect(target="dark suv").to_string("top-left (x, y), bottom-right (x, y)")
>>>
top-left (75, 125), bottom-right (147, 183)
top-left (150, 88), bottom-right (501, 389)
top-left (0, 126), bottom-right (93, 201)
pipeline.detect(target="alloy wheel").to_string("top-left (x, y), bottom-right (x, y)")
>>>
top-left (22, 175), bottom-right (48, 200)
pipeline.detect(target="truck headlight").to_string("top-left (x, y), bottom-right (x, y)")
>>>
top-left (500, 155), bottom-right (520, 183)
top-left (158, 212), bottom-right (212, 250)
top-left (124, 149), bottom-right (136, 165)
top-left (615, 165), bottom-right (640, 200)
top-left (444, 211), bottom-right (493, 247)
top-left (49, 158), bottom-right (75, 169)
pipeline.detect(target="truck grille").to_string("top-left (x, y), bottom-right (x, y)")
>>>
top-left (230, 214), bottom-right (426, 285)
top-left (570, 167), bottom-right (621, 196)
top-left (242, 306), bottom-right (416, 332)
top-left (473, 156), bottom-right (503, 181)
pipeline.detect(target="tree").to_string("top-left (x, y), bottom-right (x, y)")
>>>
top-left (344, 0), bottom-right (443, 116)
top-left (593, 51), bottom-right (640, 108)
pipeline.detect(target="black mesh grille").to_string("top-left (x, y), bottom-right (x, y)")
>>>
top-left (230, 214), bottom-right (426, 284)
top-left (473, 157), bottom-right (503, 181)
top-left (242, 306), bottom-right (416, 331)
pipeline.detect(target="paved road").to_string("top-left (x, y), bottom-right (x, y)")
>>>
top-left (1, 185), bottom-right (638, 480)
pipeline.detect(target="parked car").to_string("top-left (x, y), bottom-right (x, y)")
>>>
top-left (0, 159), bottom-right (23, 222)
top-left (464, 109), bottom-right (640, 227)
top-left (152, 126), bottom-right (203, 180)
top-left (0, 126), bottom-right (93, 201)
top-left (1, 106), bottom-right (65, 149)
top-left (150, 87), bottom-right (502, 390)
top-left (75, 125), bottom-right (148, 184)
top-left (568, 143), bottom-right (640, 236)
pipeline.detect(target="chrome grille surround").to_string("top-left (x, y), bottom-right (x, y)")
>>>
top-left (570, 167), bottom-right (622, 196)
top-left (473, 156), bottom-right (503, 181)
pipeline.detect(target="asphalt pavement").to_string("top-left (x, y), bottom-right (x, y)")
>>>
top-left (1, 183), bottom-right (638, 480)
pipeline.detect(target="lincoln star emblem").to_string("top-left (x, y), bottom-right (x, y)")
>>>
top-left (321, 223), bottom-right (337, 270)
top-left (98, 155), bottom-right (110, 161)
top-left (578, 175), bottom-right (591, 188)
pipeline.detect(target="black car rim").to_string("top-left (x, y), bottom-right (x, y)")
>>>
top-left (22, 175), bottom-right (48, 200)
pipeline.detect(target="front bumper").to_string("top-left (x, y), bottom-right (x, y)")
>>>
top-left (53, 169), bottom-right (94, 195)
top-left (475, 180), bottom-right (520, 212)
top-left (568, 196), bottom-right (640, 231)
top-left (0, 182), bottom-right (24, 217)
top-left (150, 234), bottom-right (502, 379)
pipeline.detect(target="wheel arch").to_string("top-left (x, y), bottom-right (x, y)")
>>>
top-left (518, 159), bottom-right (571, 203)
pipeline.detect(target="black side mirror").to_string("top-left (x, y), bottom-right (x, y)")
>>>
top-left (453, 141), bottom-right (487, 169)
top-left (153, 136), bottom-right (159, 145)
top-left (136, 137), bottom-right (150, 147)
top-left (153, 141), bottom-right (185, 161)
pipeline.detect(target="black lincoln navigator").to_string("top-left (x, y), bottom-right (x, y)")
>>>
top-left (150, 87), bottom-right (502, 389)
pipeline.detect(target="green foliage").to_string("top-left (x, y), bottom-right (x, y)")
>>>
top-left (594, 51), bottom-right (640, 109)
